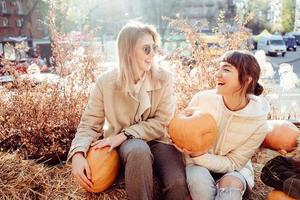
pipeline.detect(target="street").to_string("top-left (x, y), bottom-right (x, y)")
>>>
top-left (269, 50), bottom-right (300, 81)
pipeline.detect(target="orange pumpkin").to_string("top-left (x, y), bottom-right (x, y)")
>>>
top-left (267, 190), bottom-right (296, 200)
top-left (263, 120), bottom-right (300, 152)
top-left (85, 146), bottom-right (120, 193)
top-left (168, 108), bottom-right (217, 153)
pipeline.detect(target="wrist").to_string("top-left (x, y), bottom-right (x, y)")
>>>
top-left (121, 130), bottom-right (135, 140)
top-left (190, 154), bottom-right (200, 158)
top-left (72, 152), bottom-right (84, 161)
top-left (190, 152), bottom-right (206, 158)
top-left (119, 132), bottom-right (127, 141)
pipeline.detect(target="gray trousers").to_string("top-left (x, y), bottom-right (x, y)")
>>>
top-left (186, 164), bottom-right (247, 200)
top-left (119, 139), bottom-right (189, 200)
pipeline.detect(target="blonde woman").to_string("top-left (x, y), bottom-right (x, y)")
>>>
top-left (68, 22), bottom-right (189, 200)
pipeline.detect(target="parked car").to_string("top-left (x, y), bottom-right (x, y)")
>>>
top-left (286, 32), bottom-right (300, 45)
top-left (283, 35), bottom-right (297, 51)
top-left (257, 35), bottom-right (286, 57)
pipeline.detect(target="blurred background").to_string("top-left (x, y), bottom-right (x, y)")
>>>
top-left (0, 0), bottom-right (298, 62)
top-left (0, 0), bottom-right (299, 120)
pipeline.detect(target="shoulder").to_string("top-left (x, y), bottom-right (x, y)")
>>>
top-left (97, 68), bottom-right (118, 81)
top-left (247, 94), bottom-right (270, 116)
top-left (248, 94), bottom-right (269, 106)
top-left (193, 89), bottom-right (218, 101)
top-left (95, 68), bottom-right (118, 87)
top-left (152, 66), bottom-right (173, 83)
top-left (189, 89), bottom-right (218, 107)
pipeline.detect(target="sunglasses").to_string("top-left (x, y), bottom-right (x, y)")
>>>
top-left (143, 44), bottom-right (158, 55)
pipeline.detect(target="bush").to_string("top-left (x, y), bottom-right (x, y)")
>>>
top-left (0, 0), bottom-right (103, 164)
top-left (0, 65), bottom-right (95, 164)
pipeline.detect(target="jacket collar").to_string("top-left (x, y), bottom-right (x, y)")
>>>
top-left (144, 68), bottom-right (163, 92)
top-left (217, 91), bottom-right (270, 119)
top-left (132, 69), bottom-right (163, 119)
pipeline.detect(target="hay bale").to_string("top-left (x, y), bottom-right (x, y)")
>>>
top-left (0, 152), bottom-right (48, 199)
top-left (0, 147), bottom-right (294, 199)
top-left (0, 152), bottom-right (128, 199)
top-left (0, 151), bottom-right (165, 199)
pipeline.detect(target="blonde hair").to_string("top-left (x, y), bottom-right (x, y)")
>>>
top-left (116, 21), bottom-right (161, 94)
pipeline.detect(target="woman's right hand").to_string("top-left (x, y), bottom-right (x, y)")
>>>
top-left (71, 152), bottom-right (93, 190)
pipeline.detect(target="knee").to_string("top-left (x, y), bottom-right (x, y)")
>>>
top-left (218, 176), bottom-right (244, 192)
top-left (186, 170), bottom-right (201, 187)
top-left (126, 140), bottom-right (152, 161)
top-left (187, 175), bottom-right (214, 195)
top-left (186, 166), bottom-right (216, 199)
top-left (186, 166), bottom-right (210, 187)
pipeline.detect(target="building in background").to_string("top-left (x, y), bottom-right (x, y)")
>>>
top-left (0, 0), bottom-right (50, 62)
top-left (89, 0), bottom-right (236, 35)
top-left (88, 0), bottom-right (142, 36)
top-left (177, 0), bottom-right (236, 27)
top-left (0, 0), bottom-right (48, 38)
top-left (268, 0), bottom-right (282, 27)
top-left (89, 0), bottom-right (237, 46)
top-left (84, 0), bottom-right (237, 59)
top-left (295, 0), bottom-right (300, 31)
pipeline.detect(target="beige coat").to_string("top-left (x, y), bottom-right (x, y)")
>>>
top-left (185, 90), bottom-right (270, 189)
top-left (67, 67), bottom-right (175, 161)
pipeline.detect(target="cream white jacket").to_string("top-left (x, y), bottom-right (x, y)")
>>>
top-left (185, 89), bottom-right (270, 189)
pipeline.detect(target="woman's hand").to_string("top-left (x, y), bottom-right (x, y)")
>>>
top-left (183, 149), bottom-right (208, 158)
top-left (181, 108), bottom-right (195, 117)
top-left (167, 133), bottom-right (185, 152)
top-left (173, 144), bottom-right (207, 157)
top-left (71, 152), bottom-right (93, 190)
top-left (167, 133), bottom-right (207, 157)
top-left (90, 133), bottom-right (127, 152)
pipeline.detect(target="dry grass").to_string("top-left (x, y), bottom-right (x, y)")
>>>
top-left (0, 148), bottom-right (289, 200)
top-left (0, 152), bottom-right (128, 200)
top-left (3, 131), bottom-right (299, 199)
top-left (0, 61), bottom-right (94, 164)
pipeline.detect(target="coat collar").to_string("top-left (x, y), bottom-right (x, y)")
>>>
top-left (131, 69), bottom-right (163, 121)
top-left (143, 69), bottom-right (162, 91)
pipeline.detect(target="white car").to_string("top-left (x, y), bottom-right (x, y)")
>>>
top-left (257, 35), bottom-right (287, 57)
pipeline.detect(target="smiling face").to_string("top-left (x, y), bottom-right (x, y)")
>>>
top-left (215, 61), bottom-right (244, 97)
top-left (134, 33), bottom-right (157, 73)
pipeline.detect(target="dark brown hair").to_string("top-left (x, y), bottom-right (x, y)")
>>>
top-left (220, 50), bottom-right (263, 96)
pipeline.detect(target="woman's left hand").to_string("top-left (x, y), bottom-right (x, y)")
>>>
top-left (90, 134), bottom-right (127, 152)
top-left (167, 133), bottom-right (207, 157)
top-left (183, 149), bottom-right (207, 158)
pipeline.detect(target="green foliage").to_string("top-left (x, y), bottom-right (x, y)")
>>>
top-left (281, 0), bottom-right (296, 33)
top-left (237, 0), bottom-right (270, 34)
